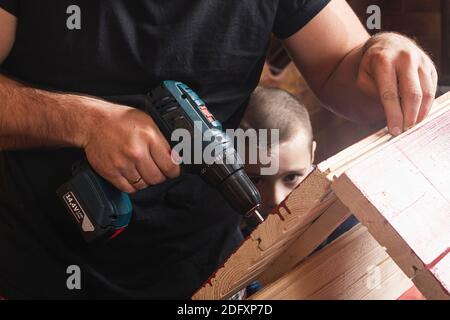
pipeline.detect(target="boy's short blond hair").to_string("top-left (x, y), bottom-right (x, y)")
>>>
top-left (240, 87), bottom-right (313, 147)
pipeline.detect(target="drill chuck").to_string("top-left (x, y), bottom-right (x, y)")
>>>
top-left (217, 168), bottom-right (261, 219)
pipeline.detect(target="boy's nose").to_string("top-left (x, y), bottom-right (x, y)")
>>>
top-left (265, 186), bottom-right (286, 209)
top-left (274, 187), bottom-right (288, 206)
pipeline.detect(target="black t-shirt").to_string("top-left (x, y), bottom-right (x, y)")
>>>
top-left (0, 0), bottom-right (330, 299)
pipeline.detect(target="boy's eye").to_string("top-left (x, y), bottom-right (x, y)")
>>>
top-left (283, 174), bottom-right (302, 184)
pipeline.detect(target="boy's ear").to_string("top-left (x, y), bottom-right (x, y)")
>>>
top-left (311, 141), bottom-right (317, 164)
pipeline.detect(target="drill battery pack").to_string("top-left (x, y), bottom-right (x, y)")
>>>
top-left (56, 161), bottom-right (133, 242)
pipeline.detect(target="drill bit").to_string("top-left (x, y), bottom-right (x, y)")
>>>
top-left (244, 208), bottom-right (265, 230)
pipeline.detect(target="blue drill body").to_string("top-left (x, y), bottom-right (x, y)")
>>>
top-left (57, 81), bottom-right (263, 242)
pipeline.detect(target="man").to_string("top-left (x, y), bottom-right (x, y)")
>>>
top-left (0, 0), bottom-right (437, 299)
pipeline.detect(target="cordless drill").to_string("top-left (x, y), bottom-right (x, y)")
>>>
top-left (57, 81), bottom-right (264, 242)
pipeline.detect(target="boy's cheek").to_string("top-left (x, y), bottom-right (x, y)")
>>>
top-left (311, 141), bottom-right (317, 163)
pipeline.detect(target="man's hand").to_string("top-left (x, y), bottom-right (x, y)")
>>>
top-left (83, 103), bottom-right (180, 193)
top-left (0, 7), bottom-right (16, 63)
top-left (283, 0), bottom-right (438, 136)
top-left (0, 74), bottom-right (180, 194)
top-left (357, 33), bottom-right (437, 135)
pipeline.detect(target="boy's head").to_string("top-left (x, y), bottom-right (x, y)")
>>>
top-left (240, 87), bottom-right (316, 217)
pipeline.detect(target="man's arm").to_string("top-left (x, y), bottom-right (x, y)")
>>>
top-left (0, 74), bottom-right (105, 149)
top-left (0, 7), bottom-right (179, 192)
top-left (0, 8), bottom-right (86, 149)
top-left (283, 0), bottom-right (438, 136)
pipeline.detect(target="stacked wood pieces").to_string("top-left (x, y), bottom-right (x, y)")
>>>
top-left (330, 92), bottom-right (450, 300)
top-left (251, 225), bottom-right (413, 300)
top-left (192, 169), bottom-right (334, 300)
top-left (193, 92), bottom-right (450, 300)
top-left (193, 137), bottom-right (371, 300)
top-left (257, 197), bottom-right (351, 286)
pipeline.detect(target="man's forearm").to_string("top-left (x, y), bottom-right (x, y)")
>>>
top-left (316, 41), bottom-right (385, 123)
top-left (0, 74), bottom-right (105, 150)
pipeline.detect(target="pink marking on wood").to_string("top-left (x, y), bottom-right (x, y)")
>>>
top-left (426, 247), bottom-right (450, 270)
top-left (274, 201), bottom-right (292, 221)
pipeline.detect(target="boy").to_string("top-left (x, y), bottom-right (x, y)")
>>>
top-left (236, 86), bottom-right (358, 298)
top-left (240, 86), bottom-right (316, 218)
top-left (241, 86), bottom-right (358, 247)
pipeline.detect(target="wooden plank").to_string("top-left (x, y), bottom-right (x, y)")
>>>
top-left (319, 92), bottom-right (450, 179)
top-left (251, 225), bottom-right (412, 300)
top-left (192, 168), bottom-right (331, 300)
top-left (332, 94), bottom-right (450, 299)
top-left (258, 197), bottom-right (351, 286)
top-left (318, 128), bottom-right (390, 176)
top-left (361, 258), bottom-right (416, 300)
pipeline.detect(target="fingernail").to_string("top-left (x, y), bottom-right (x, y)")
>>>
top-left (391, 127), bottom-right (402, 136)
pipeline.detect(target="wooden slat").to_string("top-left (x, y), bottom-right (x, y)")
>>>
top-left (251, 225), bottom-right (412, 300)
top-left (320, 92), bottom-right (450, 179)
top-left (258, 197), bottom-right (351, 286)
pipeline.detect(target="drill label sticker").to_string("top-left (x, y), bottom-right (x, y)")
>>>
top-left (199, 105), bottom-right (215, 123)
top-left (62, 192), bottom-right (95, 232)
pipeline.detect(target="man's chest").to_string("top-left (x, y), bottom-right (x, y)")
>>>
top-left (13, 1), bottom-right (275, 76)
top-left (4, 0), bottom-right (276, 120)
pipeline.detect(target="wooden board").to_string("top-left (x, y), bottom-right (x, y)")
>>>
top-left (257, 198), bottom-right (351, 286)
top-left (192, 168), bottom-right (332, 300)
top-left (251, 225), bottom-right (412, 300)
top-left (331, 93), bottom-right (450, 300)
